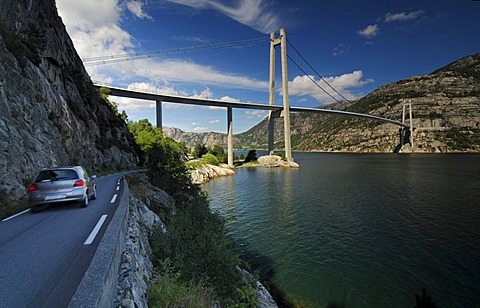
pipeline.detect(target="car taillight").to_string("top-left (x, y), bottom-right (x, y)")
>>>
top-left (28, 184), bottom-right (38, 191)
top-left (73, 179), bottom-right (85, 187)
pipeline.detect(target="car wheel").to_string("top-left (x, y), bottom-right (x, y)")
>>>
top-left (81, 195), bottom-right (88, 207)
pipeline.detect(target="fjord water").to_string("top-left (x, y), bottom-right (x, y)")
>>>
top-left (203, 153), bottom-right (480, 307)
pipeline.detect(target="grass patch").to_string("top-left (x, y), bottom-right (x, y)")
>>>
top-left (185, 160), bottom-right (205, 170)
top-left (241, 161), bottom-right (261, 167)
top-left (148, 260), bottom-right (216, 308)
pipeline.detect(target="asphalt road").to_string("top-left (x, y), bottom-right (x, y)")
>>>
top-left (0, 172), bottom-right (126, 308)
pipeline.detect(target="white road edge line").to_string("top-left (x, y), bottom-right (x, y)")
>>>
top-left (116, 186), bottom-right (120, 191)
top-left (1, 209), bottom-right (31, 222)
top-left (84, 215), bottom-right (107, 245)
top-left (110, 194), bottom-right (117, 203)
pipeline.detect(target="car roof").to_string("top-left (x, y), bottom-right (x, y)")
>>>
top-left (39, 166), bottom-right (84, 173)
top-left (40, 166), bottom-right (82, 171)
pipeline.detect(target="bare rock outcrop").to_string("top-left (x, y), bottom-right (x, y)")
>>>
top-left (258, 155), bottom-right (300, 168)
top-left (190, 163), bottom-right (235, 184)
top-left (0, 0), bottom-right (140, 210)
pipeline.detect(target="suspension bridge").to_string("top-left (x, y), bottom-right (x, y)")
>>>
top-left (89, 29), bottom-right (415, 167)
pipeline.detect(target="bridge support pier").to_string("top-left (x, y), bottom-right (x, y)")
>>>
top-left (155, 100), bottom-right (162, 130)
top-left (394, 103), bottom-right (415, 153)
top-left (402, 103), bottom-right (414, 150)
top-left (227, 107), bottom-right (233, 167)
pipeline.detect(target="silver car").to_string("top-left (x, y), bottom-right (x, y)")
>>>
top-left (28, 166), bottom-right (97, 212)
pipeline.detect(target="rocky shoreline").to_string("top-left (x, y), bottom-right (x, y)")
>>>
top-left (257, 155), bottom-right (300, 168)
top-left (190, 155), bottom-right (300, 184)
top-left (115, 178), bottom-right (278, 307)
top-left (190, 163), bottom-right (235, 184)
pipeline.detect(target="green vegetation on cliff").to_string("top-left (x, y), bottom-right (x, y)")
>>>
top-left (128, 119), bottom-right (257, 306)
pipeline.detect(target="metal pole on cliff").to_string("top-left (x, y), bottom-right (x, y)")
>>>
top-left (280, 28), bottom-right (293, 162)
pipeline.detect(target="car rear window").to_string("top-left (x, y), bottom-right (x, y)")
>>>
top-left (36, 170), bottom-right (78, 182)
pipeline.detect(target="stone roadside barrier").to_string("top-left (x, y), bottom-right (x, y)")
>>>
top-left (69, 177), bottom-right (129, 308)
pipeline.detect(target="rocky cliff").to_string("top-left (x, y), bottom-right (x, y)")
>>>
top-left (163, 127), bottom-right (241, 149)
top-left (0, 0), bottom-right (140, 209)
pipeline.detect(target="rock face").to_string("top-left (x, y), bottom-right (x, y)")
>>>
top-left (115, 193), bottom-right (167, 308)
top-left (0, 0), bottom-right (140, 207)
top-left (163, 127), bottom-right (241, 149)
top-left (238, 267), bottom-right (278, 308)
top-left (190, 163), bottom-right (235, 184)
top-left (257, 155), bottom-right (300, 168)
top-left (115, 196), bottom-right (153, 308)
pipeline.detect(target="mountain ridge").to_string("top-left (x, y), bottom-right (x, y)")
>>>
top-left (165, 53), bottom-right (480, 153)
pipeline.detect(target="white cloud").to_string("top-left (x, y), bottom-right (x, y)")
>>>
top-left (126, 0), bottom-right (153, 20)
top-left (246, 110), bottom-right (267, 119)
top-left (110, 81), bottom-right (194, 112)
top-left (131, 59), bottom-right (268, 90)
top-left (205, 106), bottom-right (226, 110)
top-left (166, 0), bottom-right (279, 33)
top-left (220, 96), bottom-right (241, 102)
top-left (385, 10), bottom-right (425, 22)
top-left (357, 24), bottom-right (379, 38)
top-left (57, 0), bottom-right (269, 93)
top-left (193, 126), bottom-right (208, 132)
top-left (192, 87), bottom-right (213, 99)
top-left (191, 122), bottom-right (197, 126)
top-left (56, 0), bottom-right (133, 60)
top-left (209, 119), bottom-right (220, 124)
top-left (287, 71), bottom-right (374, 103)
top-left (113, 96), bottom-right (155, 113)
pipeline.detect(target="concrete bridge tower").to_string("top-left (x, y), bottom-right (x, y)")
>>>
top-left (268, 28), bottom-right (293, 163)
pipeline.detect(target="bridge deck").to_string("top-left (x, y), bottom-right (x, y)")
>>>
top-left (101, 85), bottom-right (410, 128)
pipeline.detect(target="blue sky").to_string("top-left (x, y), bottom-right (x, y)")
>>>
top-left (56, 0), bottom-right (480, 133)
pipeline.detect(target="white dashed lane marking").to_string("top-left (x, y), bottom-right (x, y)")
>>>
top-left (84, 215), bottom-right (107, 245)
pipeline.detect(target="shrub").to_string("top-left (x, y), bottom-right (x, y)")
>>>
top-left (146, 140), bottom-right (194, 204)
top-left (192, 143), bottom-right (208, 158)
top-left (244, 150), bottom-right (257, 163)
top-left (185, 160), bottom-right (204, 170)
top-left (129, 120), bottom-right (256, 305)
top-left (148, 260), bottom-right (216, 308)
top-left (149, 195), bottom-right (244, 304)
top-left (202, 153), bottom-right (220, 166)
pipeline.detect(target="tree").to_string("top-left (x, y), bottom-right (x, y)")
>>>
top-left (128, 119), bottom-right (164, 151)
top-left (202, 153), bottom-right (220, 166)
top-left (244, 150), bottom-right (257, 163)
top-left (99, 86), bottom-right (126, 121)
top-left (192, 143), bottom-right (208, 158)
top-left (209, 145), bottom-right (226, 163)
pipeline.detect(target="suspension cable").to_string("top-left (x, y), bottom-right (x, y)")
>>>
top-left (287, 39), bottom-right (353, 103)
top-left (287, 54), bottom-right (341, 103)
top-left (83, 37), bottom-right (269, 66)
